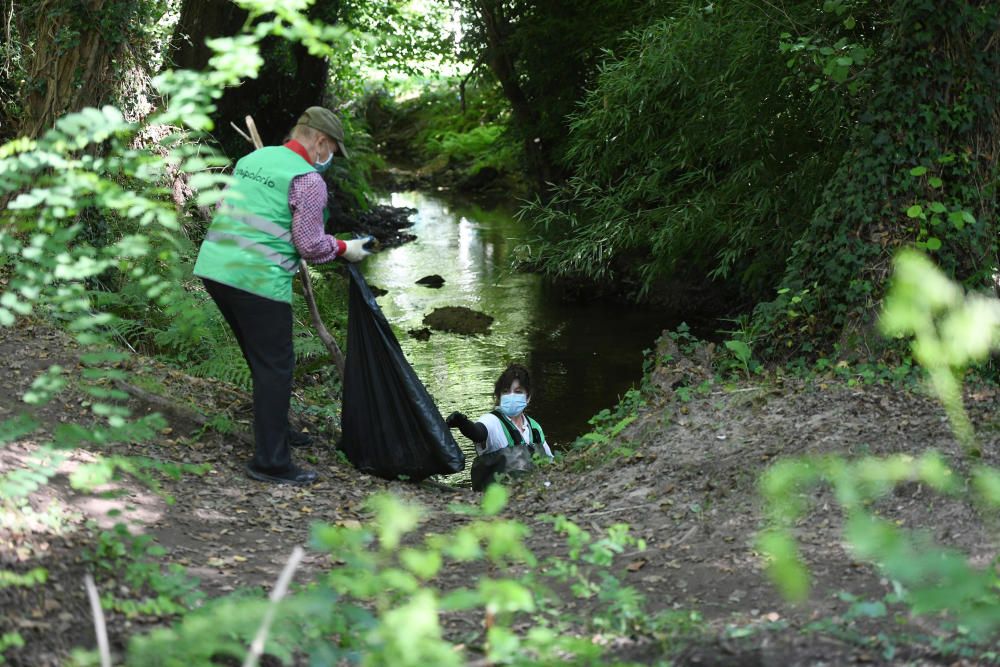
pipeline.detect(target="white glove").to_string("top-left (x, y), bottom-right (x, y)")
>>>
top-left (341, 238), bottom-right (372, 263)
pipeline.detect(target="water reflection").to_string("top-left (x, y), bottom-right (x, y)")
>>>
top-left (361, 191), bottom-right (677, 478)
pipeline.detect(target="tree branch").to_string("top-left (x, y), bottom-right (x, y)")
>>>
top-left (114, 379), bottom-right (254, 447)
top-left (243, 546), bottom-right (305, 667)
top-left (84, 574), bottom-right (111, 667)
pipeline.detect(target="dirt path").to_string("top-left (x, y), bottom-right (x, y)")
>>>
top-left (1, 322), bottom-right (998, 665)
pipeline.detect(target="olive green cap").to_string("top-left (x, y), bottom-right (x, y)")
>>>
top-left (297, 106), bottom-right (349, 158)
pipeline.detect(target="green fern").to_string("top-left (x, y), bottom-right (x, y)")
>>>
top-left (187, 344), bottom-right (252, 390)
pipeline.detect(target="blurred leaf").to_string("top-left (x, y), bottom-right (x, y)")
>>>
top-left (481, 483), bottom-right (508, 516)
top-left (367, 493), bottom-right (423, 551)
top-left (757, 530), bottom-right (810, 601)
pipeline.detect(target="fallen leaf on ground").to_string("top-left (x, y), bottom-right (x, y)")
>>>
top-left (626, 559), bottom-right (647, 572)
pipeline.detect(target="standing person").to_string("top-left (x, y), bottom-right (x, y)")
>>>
top-left (194, 106), bottom-right (371, 485)
top-left (446, 363), bottom-right (553, 489)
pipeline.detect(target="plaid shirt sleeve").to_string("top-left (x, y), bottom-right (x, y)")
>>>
top-left (289, 172), bottom-right (346, 264)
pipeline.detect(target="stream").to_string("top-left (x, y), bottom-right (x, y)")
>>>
top-left (361, 190), bottom-right (684, 477)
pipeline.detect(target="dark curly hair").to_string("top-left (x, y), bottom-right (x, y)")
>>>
top-left (493, 363), bottom-right (531, 401)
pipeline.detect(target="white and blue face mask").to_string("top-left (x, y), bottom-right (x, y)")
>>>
top-left (313, 151), bottom-right (334, 173)
top-left (499, 392), bottom-right (528, 418)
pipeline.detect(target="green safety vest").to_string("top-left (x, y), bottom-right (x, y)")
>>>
top-left (194, 146), bottom-right (318, 303)
top-left (491, 410), bottom-right (545, 451)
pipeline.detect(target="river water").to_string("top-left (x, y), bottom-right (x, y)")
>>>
top-left (361, 190), bottom-right (681, 471)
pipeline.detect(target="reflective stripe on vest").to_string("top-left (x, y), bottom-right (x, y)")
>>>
top-left (204, 231), bottom-right (299, 273)
top-left (226, 210), bottom-right (293, 241)
top-left (193, 146), bottom-right (315, 302)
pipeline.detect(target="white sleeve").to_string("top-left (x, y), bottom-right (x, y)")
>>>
top-left (475, 413), bottom-right (510, 456)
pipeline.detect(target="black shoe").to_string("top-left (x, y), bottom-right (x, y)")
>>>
top-left (245, 462), bottom-right (318, 486)
top-left (289, 430), bottom-right (313, 448)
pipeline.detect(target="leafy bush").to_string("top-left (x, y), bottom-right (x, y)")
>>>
top-left (84, 521), bottom-right (204, 618)
top-left (758, 250), bottom-right (1000, 640)
top-left (124, 486), bottom-right (696, 666)
top-left (456, 0), bottom-right (665, 187)
top-left (429, 123), bottom-right (518, 177)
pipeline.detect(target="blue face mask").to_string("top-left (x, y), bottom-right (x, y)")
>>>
top-left (499, 392), bottom-right (528, 418)
top-left (313, 151), bottom-right (334, 173)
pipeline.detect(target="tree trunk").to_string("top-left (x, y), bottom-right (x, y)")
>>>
top-left (169, 0), bottom-right (340, 159)
top-left (471, 0), bottom-right (556, 189)
top-left (168, 0), bottom-right (248, 73)
top-left (16, 0), bottom-right (131, 138)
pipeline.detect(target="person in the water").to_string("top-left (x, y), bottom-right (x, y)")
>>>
top-left (446, 363), bottom-right (553, 459)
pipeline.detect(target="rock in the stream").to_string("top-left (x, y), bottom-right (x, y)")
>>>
top-left (408, 327), bottom-right (432, 341)
top-left (422, 306), bottom-right (494, 335)
top-left (416, 274), bottom-right (445, 288)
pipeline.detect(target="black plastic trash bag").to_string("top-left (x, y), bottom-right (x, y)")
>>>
top-left (470, 447), bottom-right (535, 491)
top-left (339, 264), bottom-right (465, 480)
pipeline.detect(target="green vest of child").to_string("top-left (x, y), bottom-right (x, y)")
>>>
top-left (491, 409), bottom-right (545, 450)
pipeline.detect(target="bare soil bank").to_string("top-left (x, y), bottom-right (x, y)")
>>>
top-left (1, 322), bottom-right (997, 666)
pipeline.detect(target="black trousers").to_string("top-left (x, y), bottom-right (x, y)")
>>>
top-left (203, 278), bottom-right (294, 471)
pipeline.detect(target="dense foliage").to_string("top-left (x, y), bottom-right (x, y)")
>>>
top-left (514, 0), bottom-right (858, 301)
top-left (1, 0), bottom-right (173, 140)
top-left (510, 0), bottom-right (998, 359)
top-left (754, 0), bottom-right (1000, 357)
top-left (123, 488), bottom-right (696, 666)
top-left (364, 82), bottom-right (524, 188)
top-left (454, 0), bottom-right (662, 186)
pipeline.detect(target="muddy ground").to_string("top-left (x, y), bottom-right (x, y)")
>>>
top-left (1, 321), bottom-right (998, 666)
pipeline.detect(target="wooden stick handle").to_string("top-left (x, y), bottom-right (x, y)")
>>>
top-left (299, 260), bottom-right (346, 377)
top-left (245, 115), bottom-right (263, 149)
